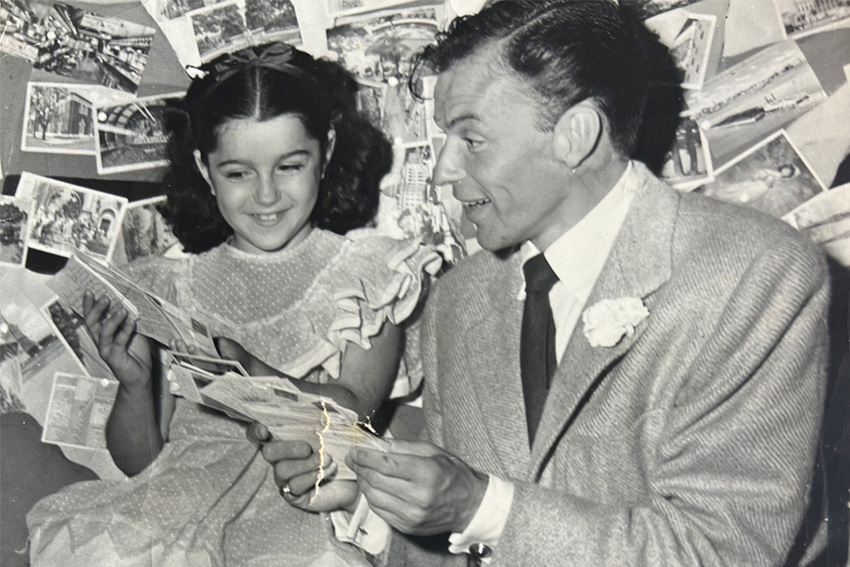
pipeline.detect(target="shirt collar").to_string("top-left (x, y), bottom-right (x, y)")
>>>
top-left (520, 161), bottom-right (639, 301)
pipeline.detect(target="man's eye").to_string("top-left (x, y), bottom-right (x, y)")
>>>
top-left (464, 138), bottom-right (484, 150)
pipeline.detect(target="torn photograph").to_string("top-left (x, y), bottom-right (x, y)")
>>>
top-left (659, 116), bottom-right (714, 192)
top-left (773, 0), bottom-right (850, 39)
top-left (42, 298), bottom-right (116, 380)
top-left (0, 195), bottom-right (31, 267)
top-left (0, 0), bottom-right (155, 93)
top-left (41, 372), bottom-right (118, 450)
top-left (684, 40), bottom-right (827, 168)
top-left (696, 130), bottom-right (826, 219)
top-left (18, 172), bottom-right (128, 261)
top-left (112, 196), bottom-right (181, 266)
top-left (644, 10), bottom-right (717, 89)
top-left (95, 93), bottom-right (182, 175)
top-left (22, 82), bottom-right (133, 156)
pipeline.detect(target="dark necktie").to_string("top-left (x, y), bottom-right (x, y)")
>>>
top-left (521, 254), bottom-right (559, 445)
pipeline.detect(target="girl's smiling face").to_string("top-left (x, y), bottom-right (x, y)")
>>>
top-left (195, 113), bottom-right (334, 254)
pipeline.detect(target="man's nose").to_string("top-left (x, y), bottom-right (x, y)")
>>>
top-left (254, 176), bottom-right (280, 206)
top-left (432, 140), bottom-right (465, 187)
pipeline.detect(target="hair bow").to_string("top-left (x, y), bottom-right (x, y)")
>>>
top-left (208, 42), bottom-right (298, 83)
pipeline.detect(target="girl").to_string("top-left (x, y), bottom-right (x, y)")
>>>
top-left (27, 42), bottom-right (438, 567)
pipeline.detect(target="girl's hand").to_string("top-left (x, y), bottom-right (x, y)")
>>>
top-left (83, 290), bottom-right (153, 392)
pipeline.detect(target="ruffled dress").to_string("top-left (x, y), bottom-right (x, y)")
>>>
top-left (27, 229), bottom-right (440, 567)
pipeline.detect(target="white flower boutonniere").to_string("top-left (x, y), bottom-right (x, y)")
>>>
top-left (582, 297), bottom-right (649, 348)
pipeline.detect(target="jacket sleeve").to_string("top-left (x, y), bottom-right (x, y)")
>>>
top-left (494, 238), bottom-right (830, 567)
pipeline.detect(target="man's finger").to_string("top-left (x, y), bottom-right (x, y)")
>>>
top-left (262, 440), bottom-right (314, 462)
top-left (348, 447), bottom-right (416, 480)
top-left (246, 422), bottom-right (271, 444)
top-left (384, 440), bottom-right (445, 458)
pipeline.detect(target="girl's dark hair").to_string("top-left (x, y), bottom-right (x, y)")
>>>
top-left (161, 43), bottom-right (392, 253)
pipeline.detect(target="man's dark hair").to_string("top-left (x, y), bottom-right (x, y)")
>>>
top-left (413, 0), bottom-right (652, 157)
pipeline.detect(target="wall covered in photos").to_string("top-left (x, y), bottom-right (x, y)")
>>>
top-left (0, 0), bottom-right (849, 476)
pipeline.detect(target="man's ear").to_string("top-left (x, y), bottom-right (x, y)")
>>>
top-left (193, 150), bottom-right (214, 195)
top-left (552, 101), bottom-right (603, 169)
top-left (322, 129), bottom-right (337, 178)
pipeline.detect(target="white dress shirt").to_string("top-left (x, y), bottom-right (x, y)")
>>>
top-left (333, 162), bottom-right (640, 559)
top-left (448, 161), bottom-right (640, 559)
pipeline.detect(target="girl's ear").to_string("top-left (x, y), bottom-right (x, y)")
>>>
top-left (193, 150), bottom-right (215, 195)
top-left (322, 129), bottom-right (337, 178)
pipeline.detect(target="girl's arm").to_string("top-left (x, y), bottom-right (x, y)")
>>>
top-left (83, 292), bottom-right (165, 476)
top-left (218, 322), bottom-right (402, 421)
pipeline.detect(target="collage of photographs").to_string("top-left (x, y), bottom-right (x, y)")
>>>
top-left (0, 0), bottom-right (848, 478)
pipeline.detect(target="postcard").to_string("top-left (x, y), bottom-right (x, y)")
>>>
top-left (722, 0), bottom-right (787, 58)
top-left (0, 358), bottom-right (26, 413)
top-left (644, 10), bottom-right (717, 89)
top-left (327, 6), bottom-right (439, 85)
top-left (0, 195), bottom-right (31, 267)
top-left (684, 40), bottom-right (827, 168)
top-left (22, 82), bottom-right (134, 156)
top-left (773, 0), bottom-right (850, 39)
top-left (95, 93), bottom-right (183, 175)
top-left (112, 196), bottom-right (181, 266)
top-left (187, 0), bottom-right (301, 63)
top-left (42, 373), bottom-right (118, 450)
top-left (659, 116), bottom-right (714, 192)
top-left (0, 1), bottom-right (155, 93)
top-left (326, 0), bottom-right (436, 18)
top-left (697, 130), bottom-right (826, 219)
top-left (42, 298), bottom-right (117, 380)
top-left (17, 172), bottom-right (128, 262)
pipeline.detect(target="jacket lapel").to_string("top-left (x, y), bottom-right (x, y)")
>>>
top-left (528, 169), bottom-right (680, 478)
top-left (461, 253), bottom-right (532, 478)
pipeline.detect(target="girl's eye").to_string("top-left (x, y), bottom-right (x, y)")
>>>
top-left (222, 170), bottom-right (250, 181)
top-left (277, 163), bottom-right (304, 174)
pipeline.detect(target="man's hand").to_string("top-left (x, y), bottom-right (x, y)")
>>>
top-left (347, 440), bottom-right (489, 535)
top-left (247, 423), bottom-right (359, 513)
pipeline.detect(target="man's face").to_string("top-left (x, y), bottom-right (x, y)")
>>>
top-left (432, 49), bottom-right (580, 252)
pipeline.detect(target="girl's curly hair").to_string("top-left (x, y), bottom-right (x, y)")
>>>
top-left (160, 44), bottom-right (392, 253)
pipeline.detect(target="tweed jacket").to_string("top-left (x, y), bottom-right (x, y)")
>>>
top-left (396, 164), bottom-right (830, 566)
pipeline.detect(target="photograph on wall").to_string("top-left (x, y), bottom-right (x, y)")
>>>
top-left (355, 79), bottom-right (387, 131)
top-left (187, 0), bottom-right (300, 63)
top-left (42, 298), bottom-right (117, 380)
top-left (152, 0), bottom-right (227, 20)
top-left (696, 130), bottom-right (826, 219)
top-left (0, 195), bottom-right (31, 267)
top-left (22, 82), bottom-right (134, 156)
top-left (327, 6), bottom-right (440, 85)
top-left (0, 296), bottom-right (74, 392)
top-left (95, 93), bottom-right (182, 175)
top-left (659, 117), bottom-right (714, 192)
top-left (112, 196), bottom-right (182, 266)
top-left (0, 1), bottom-right (155, 93)
top-left (18, 172), bottom-right (128, 262)
top-left (644, 10), bottom-right (717, 89)
top-left (772, 0), bottom-right (850, 39)
top-left (42, 372), bottom-right (118, 450)
top-left (683, 40), bottom-right (827, 168)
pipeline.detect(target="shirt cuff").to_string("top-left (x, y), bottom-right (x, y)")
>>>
top-left (329, 493), bottom-right (392, 556)
top-left (447, 475), bottom-right (515, 561)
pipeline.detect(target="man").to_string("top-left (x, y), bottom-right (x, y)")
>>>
top-left (263, 2), bottom-right (830, 565)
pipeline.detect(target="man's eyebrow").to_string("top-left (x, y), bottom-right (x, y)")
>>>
top-left (445, 113), bottom-right (481, 129)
